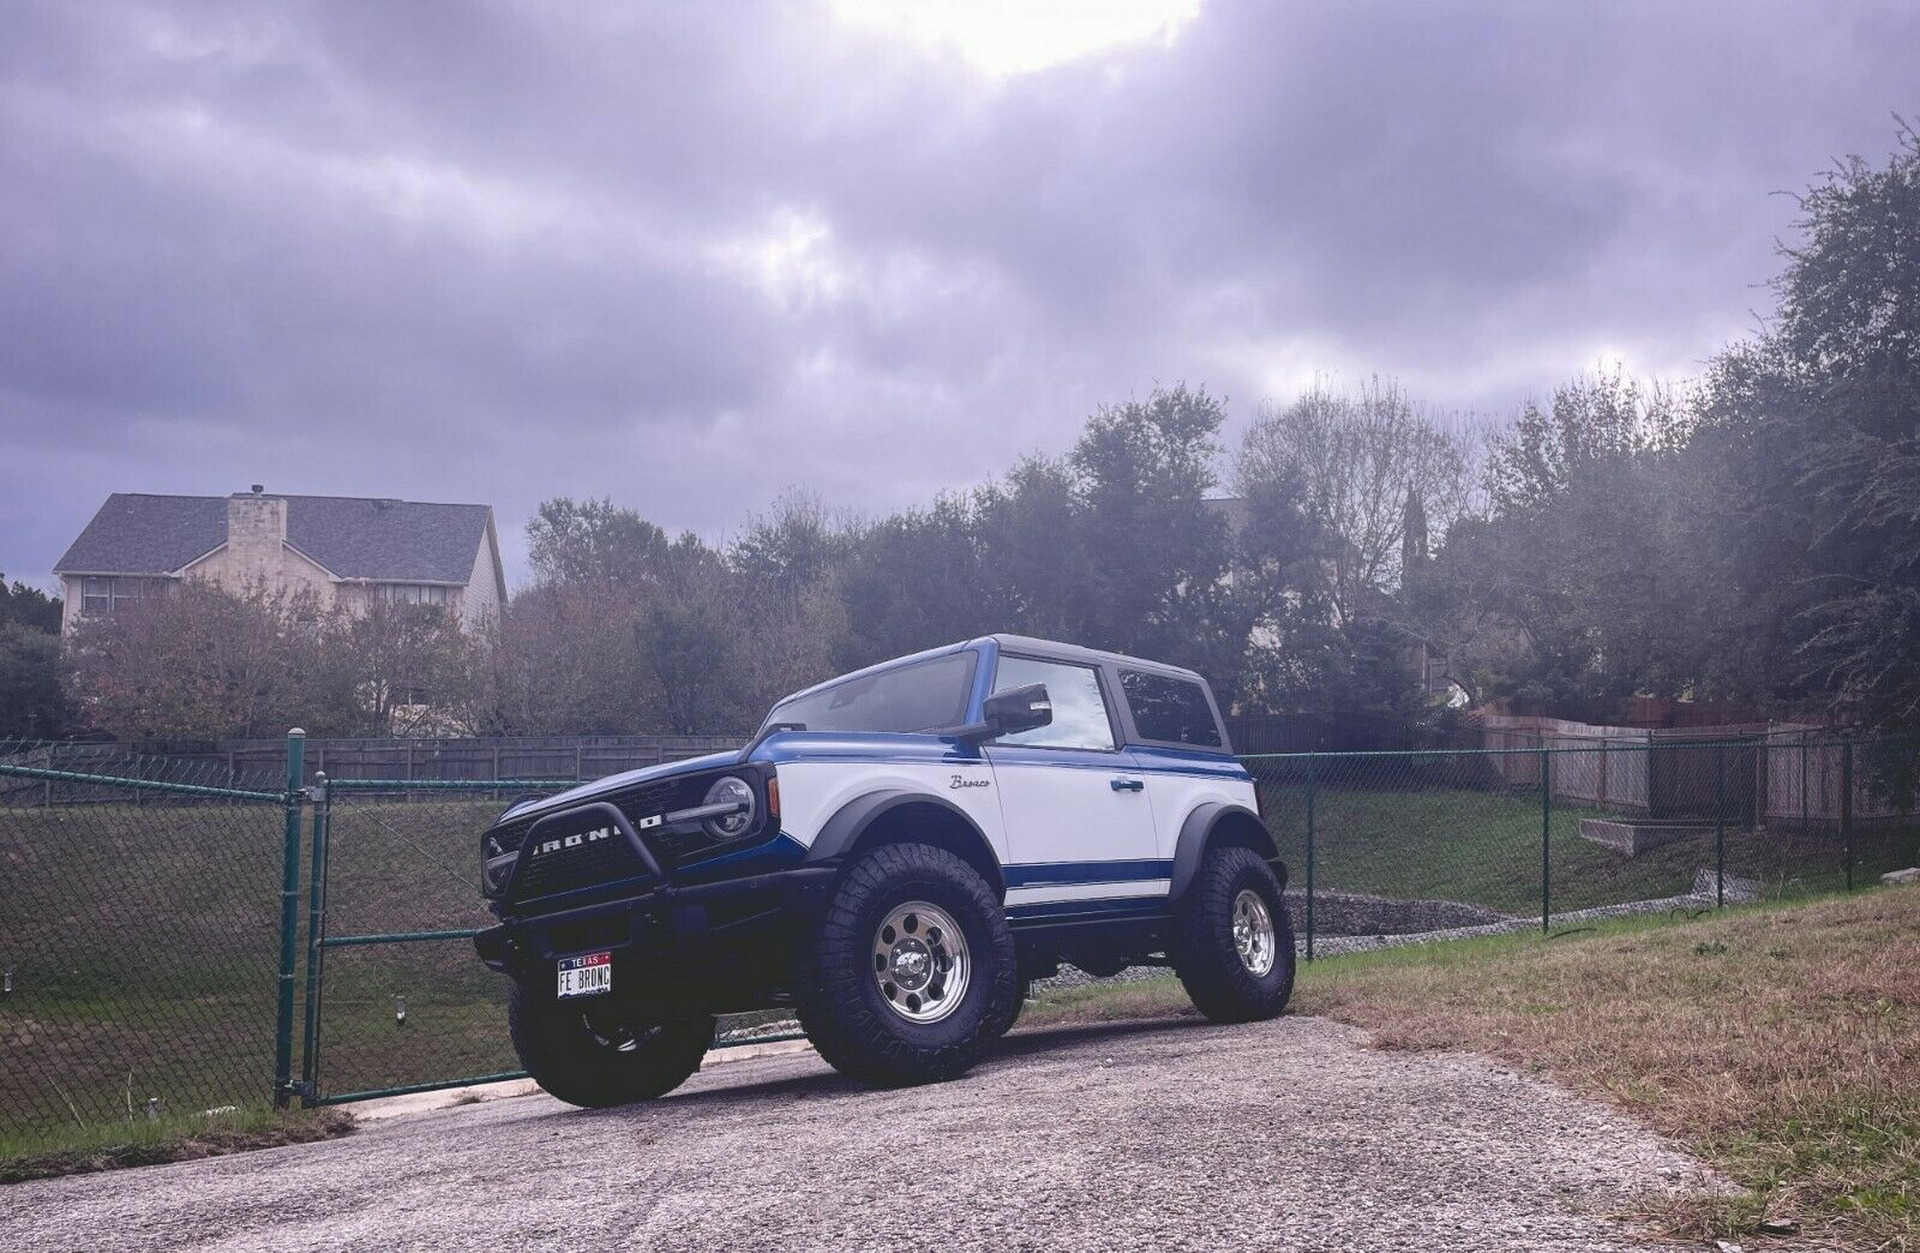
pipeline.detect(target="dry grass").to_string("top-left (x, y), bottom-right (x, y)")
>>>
top-left (0, 1107), bottom-right (355, 1185)
top-left (1298, 891), bottom-right (1920, 1249)
top-left (1024, 890), bottom-right (1920, 1250)
top-left (1016, 976), bottom-right (1199, 1030)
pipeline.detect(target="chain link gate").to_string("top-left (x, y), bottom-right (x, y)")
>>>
top-left (0, 739), bottom-right (292, 1133)
top-left (293, 775), bottom-right (805, 1108)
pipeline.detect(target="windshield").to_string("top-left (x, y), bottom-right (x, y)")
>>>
top-left (761, 652), bottom-right (977, 736)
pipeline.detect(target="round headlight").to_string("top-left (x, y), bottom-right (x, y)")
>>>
top-left (703, 775), bottom-right (756, 840)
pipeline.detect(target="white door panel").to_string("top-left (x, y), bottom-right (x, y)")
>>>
top-left (1128, 758), bottom-right (1260, 860)
top-left (984, 747), bottom-right (1159, 870)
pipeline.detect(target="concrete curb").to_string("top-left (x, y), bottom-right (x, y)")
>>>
top-left (350, 1036), bottom-right (817, 1122)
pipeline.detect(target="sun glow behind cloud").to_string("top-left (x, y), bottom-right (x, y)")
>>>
top-left (827, 0), bottom-right (1202, 76)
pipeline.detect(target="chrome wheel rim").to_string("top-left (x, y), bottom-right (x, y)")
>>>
top-left (1232, 889), bottom-right (1276, 976)
top-left (872, 900), bottom-right (970, 1023)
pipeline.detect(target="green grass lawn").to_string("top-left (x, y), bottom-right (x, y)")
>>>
top-left (1256, 780), bottom-right (1917, 917)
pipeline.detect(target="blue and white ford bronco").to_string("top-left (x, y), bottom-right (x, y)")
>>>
top-left (475, 635), bottom-right (1294, 1104)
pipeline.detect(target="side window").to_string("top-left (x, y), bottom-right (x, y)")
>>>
top-left (1121, 670), bottom-right (1223, 748)
top-left (992, 657), bottom-right (1116, 751)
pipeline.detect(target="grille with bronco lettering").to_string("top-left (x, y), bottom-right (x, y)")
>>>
top-left (511, 820), bottom-right (655, 905)
top-left (488, 770), bottom-right (770, 902)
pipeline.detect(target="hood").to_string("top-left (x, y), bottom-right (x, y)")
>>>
top-left (496, 748), bottom-right (744, 825)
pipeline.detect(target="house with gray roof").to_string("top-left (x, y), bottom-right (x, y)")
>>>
top-left (54, 487), bottom-right (507, 635)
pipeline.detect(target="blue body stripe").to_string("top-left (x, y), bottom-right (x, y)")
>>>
top-left (1006, 897), bottom-right (1168, 920)
top-left (753, 734), bottom-right (985, 767)
top-left (1126, 744), bottom-right (1252, 781)
top-left (758, 736), bottom-right (1243, 780)
top-left (674, 831), bottom-right (808, 885)
top-left (1004, 859), bottom-right (1173, 888)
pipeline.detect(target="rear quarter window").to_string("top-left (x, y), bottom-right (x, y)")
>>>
top-left (1120, 670), bottom-right (1223, 748)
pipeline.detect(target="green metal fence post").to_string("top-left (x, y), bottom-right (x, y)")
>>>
top-left (1539, 746), bottom-right (1551, 934)
top-left (1304, 753), bottom-right (1317, 963)
top-left (1714, 743), bottom-right (1726, 908)
top-left (299, 771), bottom-right (331, 1107)
top-left (273, 728), bottom-right (306, 1110)
top-left (1801, 732), bottom-right (1809, 835)
top-left (1841, 740), bottom-right (1855, 892)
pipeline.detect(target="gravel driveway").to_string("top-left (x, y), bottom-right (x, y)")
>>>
top-left (1, 1016), bottom-right (1714, 1251)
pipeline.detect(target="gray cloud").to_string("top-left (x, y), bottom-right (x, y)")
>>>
top-left (3, 0), bottom-right (1915, 588)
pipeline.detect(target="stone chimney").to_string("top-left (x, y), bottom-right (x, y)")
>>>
top-left (226, 486), bottom-right (288, 580)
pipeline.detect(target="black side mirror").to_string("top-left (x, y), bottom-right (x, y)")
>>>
top-left (982, 683), bottom-right (1052, 738)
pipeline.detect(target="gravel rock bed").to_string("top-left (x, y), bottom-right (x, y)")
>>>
top-left (1301, 879), bottom-right (1756, 958)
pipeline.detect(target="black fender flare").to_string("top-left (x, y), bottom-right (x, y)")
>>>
top-left (802, 788), bottom-right (1007, 897)
top-left (1169, 802), bottom-right (1285, 902)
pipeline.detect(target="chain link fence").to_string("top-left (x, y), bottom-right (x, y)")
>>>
top-left (1245, 733), bottom-right (1918, 959)
top-left (0, 741), bottom-right (289, 1136)
top-left (3, 731), bottom-right (1914, 1135)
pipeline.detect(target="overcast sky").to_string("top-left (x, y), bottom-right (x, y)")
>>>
top-left (4, 0), bottom-right (1916, 591)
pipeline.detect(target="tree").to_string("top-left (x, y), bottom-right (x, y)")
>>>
top-left (483, 577), bottom-right (655, 734)
top-left (728, 490), bottom-right (853, 596)
top-left (1485, 370), bottom-right (1689, 517)
top-left (0, 575), bottom-right (62, 634)
top-left (65, 581), bottom-right (325, 741)
top-left (314, 599), bottom-right (479, 735)
top-left (1696, 124), bottom-right (1920, 737)
top-left (1064, 384), bottom-right (1234, 666)
top-left (641, 536), bottom-right (757, 734)
top-left (835, 496), bottom-right (993, 668)
top-left (527, 497), bottom-right (671, 594)
top-left (725, 494), bottom-right (852, 714)
top-left (1238, 377), bottom-right (1477, 627)
top-left (0, 571), bottom-right (69, 738)
top-left (971, 455), bottom-right (1084, 642)
top-left (0, 623), bottom-right (71, 738)
top-left (1421, 370), bottom-right (1717, 716)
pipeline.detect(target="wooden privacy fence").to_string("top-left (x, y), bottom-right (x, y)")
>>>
top-left (1475, 716), bottom-right (1912, 828)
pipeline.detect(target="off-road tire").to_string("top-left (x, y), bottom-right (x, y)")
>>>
top-left (994, 977), bottom-right (1033, 1036)
top-left (795, 842), bottom-right (1017, 1087)
top-left (507, 983), bottom-right (713, 1108)
top-left (1172, 845), bottom-right (1296, 1023)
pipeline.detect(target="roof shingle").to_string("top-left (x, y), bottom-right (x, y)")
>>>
top-left (55, 493), bottom-right (492, 584)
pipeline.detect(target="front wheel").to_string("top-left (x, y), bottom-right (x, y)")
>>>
top-left (795, 842), bottom-right (1017, 1087)
top-left (1172, 845), bottom-right (1296, 1023)
top-left (508, 984), bottom-right (713, 1108)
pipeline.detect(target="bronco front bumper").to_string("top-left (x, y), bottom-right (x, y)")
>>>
top-left (473, 864), bottom-right (838, 978)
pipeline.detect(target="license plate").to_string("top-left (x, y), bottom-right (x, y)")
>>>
top-left (557, 951), bottom-right (612, 999)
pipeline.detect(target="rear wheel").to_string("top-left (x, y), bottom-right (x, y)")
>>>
top-left (1172, 845), bottom-right (1296, 1023)
top-left (795, 842), bottom-right (1016, 1086)
top-left (508, 984), bottom-right (713, 1108)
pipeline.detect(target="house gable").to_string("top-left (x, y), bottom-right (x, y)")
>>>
top-left (55, 490), bottom-right (503, 633)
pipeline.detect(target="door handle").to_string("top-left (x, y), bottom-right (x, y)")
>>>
top-left (1110, 777), bottom-right (1144, 792)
